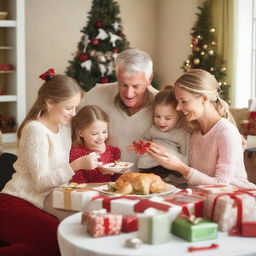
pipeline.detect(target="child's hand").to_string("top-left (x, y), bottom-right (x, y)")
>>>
top-left (80, 154), bottom-right (99, 170)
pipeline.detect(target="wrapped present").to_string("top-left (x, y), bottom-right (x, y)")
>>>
top-left (84, 211), bottom-right (122, 237)
top-left (52, 183), bottom-right (99, 211)
top-left (242, 222), bottom-right (256, 237)
top-left (138, 208), bottom-right (170, 244)
top-left (121, 215), bottom-right (138, 232)
top-left (196, 184), bottom-right (235, 195)
top-left (84, 195), bottom-right (181, 217)
top-left (206, 191), bottom-right (256, 233)
top-left (172, 216), bottom-right (218, 242)
top-left (153, 193), bottom-right (204, 218)
top-left (84, 195), bottom-right (141, 215)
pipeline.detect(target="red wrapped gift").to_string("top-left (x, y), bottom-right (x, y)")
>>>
top-left (161, 194), bottom-right (204, 217)
top-left (121, 215), bottom-right (138, 232)
top-left (242, 222), bottom-right (256, 237)
top-left (84, 211), bottom-right (122, 237)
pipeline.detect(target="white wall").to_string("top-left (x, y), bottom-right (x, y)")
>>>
top-left (156, 0), bottom-right (198, 86)
top-left (25, 0), bottom-right (197, 110)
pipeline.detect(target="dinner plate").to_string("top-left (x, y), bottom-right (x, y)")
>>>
top-left (93, 184), bottom-right (178, 198)
top-left (98, 162), bottom-right (133, 173)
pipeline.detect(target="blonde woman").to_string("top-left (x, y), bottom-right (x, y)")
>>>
top-left (148, 69), bottom-right (256, 189)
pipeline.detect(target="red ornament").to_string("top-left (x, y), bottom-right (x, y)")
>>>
top-left (91, 39), bottom-right (99, 45)
top-left (100, 77), bottom-right (109, 83)
top-left (78, 54), bottom-right (89, 61)
top-left (118, 31), bottom-right (124, 37)
top-left (112, 48), bottom-right (119, 53)
top-left (192, 39), bottom-right (199, 47)
top-left (95, 21), bottom-right (103, 28)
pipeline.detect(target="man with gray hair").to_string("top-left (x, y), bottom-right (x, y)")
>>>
top-left (80, 48), bottom-right (158, 170)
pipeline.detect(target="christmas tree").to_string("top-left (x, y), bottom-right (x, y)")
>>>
top-left (66, 0), bottom-right (129, 91)
top-left (181, 0), bottom-right (230, 103)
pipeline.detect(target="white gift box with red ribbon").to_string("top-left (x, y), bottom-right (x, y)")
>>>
top-left (205, 190), bottom-right (256, 234)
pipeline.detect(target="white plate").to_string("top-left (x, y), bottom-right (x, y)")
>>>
top-left (93, 184), bottom-right (177, 198)
top-left (98, 162), bottom-right (133, 173)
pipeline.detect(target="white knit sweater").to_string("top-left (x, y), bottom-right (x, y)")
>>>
top-left (80, 83), bottom-right (158, 171)
top-left (1, 121), bottom-right (75, 209)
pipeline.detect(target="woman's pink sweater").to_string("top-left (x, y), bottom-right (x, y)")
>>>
top-left (187, 118), bottom-right (256, 189)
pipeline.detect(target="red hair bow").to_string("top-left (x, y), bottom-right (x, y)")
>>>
top-left (39, 68), bottom-right (56, 81)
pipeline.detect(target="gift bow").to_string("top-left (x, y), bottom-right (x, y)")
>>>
top-left (39, 68), bottom-right (56, 81)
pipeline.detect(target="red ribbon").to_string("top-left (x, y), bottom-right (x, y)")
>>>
top-left (104, 217), bottom-right (110, 235)
top-left (134, 199), bottom-right (172, 213)
top-left (102, 196), bottom-right (140, 212)
top-left (210, 192), bottom-right (245, 235)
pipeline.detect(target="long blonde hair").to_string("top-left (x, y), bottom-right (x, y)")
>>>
top-left (17, 74), bottom-right (83, 139)
top-left (174, 69), bottom-right (235, 132)
top-left (71, 105), bottom-right (109, 146)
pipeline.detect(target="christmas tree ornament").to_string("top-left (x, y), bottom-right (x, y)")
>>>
top-left (100, 77), bottom-right (109, 83)
top-left (109, 32), bottom-right (122, 47)
top-left (209, 27), bottom-right (216, 33)
top-left (210, 67), bottom-right (214, 71)
top-left (192, 39), bottom-right (199, 46)
top-left (193, 58), bottom-right (200, 65)
top-left (99, 64), bottom-right (107, 76)
top-left (89, 49), bottom-right (97, 56)
top-left (79, 54), bottom-right (89, 61)
top-left (208, 49), bottom-right (214, 55)
top-left (81, 59), bottom-right (92, 71)
top-left (197, 35), bottom-right (202, 40)
top-left (83, 35), bottom-right (90, 52)
top-left (194, 47), bottom-right (200, 52)
top-left (97, 55), bottom-right (107, 63)
top-left (112, 48), bottom-right (119, 53)
top-left (200, 51), bottom-right (205, 56)
top-left (221, 67), bottom-right (226, 72)
top-left (95, 21), bottom-right (103, 28)
top-left (112, 21), bottom-right (120, 31)
top-left (211, 41), bottom-right (216, 46)
top-left (96, 28), bottom-right (109, 40)
top-left (107, 61), bottom-right (114, 75)
top-left (203, 44), bottom-right (208, 49)
top-left (91, 39), bottom-right (100, 45)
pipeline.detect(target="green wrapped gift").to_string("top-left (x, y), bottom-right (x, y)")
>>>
top-left (172, 216), bottom-right (218, 242)
top-left (138, 211), bottom-right (170, 244)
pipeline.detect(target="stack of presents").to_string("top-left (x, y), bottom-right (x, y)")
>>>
top-left (52, 183), bottom-right (256, 249)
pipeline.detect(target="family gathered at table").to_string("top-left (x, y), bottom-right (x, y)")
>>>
top-left (0, 48), bottom-right (255, 256)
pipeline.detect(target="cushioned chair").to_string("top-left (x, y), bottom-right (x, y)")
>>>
top-left (0, 152), bottom-right (17, 191)
top-left (0, 152), bottom-right (61, 256)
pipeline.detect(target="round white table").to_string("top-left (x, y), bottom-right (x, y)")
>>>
top-left (58, 212), bottom-right (256, 256)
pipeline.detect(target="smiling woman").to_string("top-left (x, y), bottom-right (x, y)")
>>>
top-left (147, 69), bottom-right (256, 189)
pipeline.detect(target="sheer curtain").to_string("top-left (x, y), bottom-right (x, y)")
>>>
top-left (211, 0), bottom-right (236, 105)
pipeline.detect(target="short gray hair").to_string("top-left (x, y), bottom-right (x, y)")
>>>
top-left (115, 48), bottom-right (153, 80)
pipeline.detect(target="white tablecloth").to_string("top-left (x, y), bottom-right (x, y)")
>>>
top-left (58, 212), bottom-right (256, 256)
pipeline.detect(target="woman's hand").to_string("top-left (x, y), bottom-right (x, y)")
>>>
top-left (147, 142), bottom-right (190, 176)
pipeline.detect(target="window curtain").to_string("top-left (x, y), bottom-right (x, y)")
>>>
top-left (211, 0), bottom-right (236, 103)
